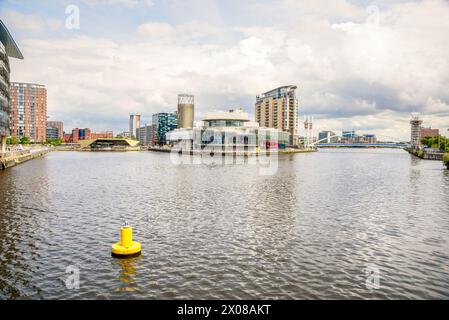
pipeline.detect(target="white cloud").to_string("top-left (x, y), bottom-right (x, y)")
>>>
top-left (81, 0), bottom-right (154, 8)
top-left (8, 0), bottom-right (449, 136)
top-left (1, 10), bottom-right (62, 33)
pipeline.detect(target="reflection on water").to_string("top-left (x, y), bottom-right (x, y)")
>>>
top-left (0, 149), bottom-right (449, 299)
top-left (113, 256), bottom-right (140, 293)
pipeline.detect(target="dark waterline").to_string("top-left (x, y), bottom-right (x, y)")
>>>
top-left (0, 149), bottom-right (448, 299)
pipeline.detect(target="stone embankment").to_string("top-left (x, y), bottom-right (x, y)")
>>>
top-left (0, 147), bottom-right (50, 170)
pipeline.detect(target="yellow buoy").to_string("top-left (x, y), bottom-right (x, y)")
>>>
top-left (111, 223), bottom-right (141, 258)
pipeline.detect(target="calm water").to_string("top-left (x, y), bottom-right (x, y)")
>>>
top-left (0, 149), bottom-right (448, 299)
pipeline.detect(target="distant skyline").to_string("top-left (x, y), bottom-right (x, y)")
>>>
top-left (2, 0), bottom-right (449, 139)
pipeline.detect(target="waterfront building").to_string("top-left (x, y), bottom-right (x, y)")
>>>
top-left (91, 131), bottom-right (113, 140)
top-left (255, 85), bottom-right (299, 146)
top-left (1, 20), bottom-right (23, 154)
top-left (361, 134), bottom-right (377, 143)
top-left (47, 121), bottom-right (63, 140)
top-left (420, 127), bottom-right (439, 138)
top-left (152, 112), bottom-right (178, 145)
top-left (167, 108), bottom-right (289, 152)
top-left (46, 126), bottom-right (59, 140)
top-left (129, 114), bottom-right (141, 139)
top-left (116, 131), bottom-right (130, 138)
top-left (178, 94), bottom-right (194, 129)
top-left (342, 130), bottom-right (358, 142)
top-left (10, 82), bottom-right (47, 143)
top-left (79, 138), bottom-right (140, 151)
top-left (65, 128), bottom-right (112, 143)
top-left (136, 124), bottom-right (154, 146)
top-left (63, 132), bottom-right (72, 143)
top-left (299, 136), bottom-right (318, 146)
top-left (410, 113), bottom-right (423, 149)
top-left (318, 131), bottom-right (337, 143)
top-left (71, 128), bottom-right (90, 143)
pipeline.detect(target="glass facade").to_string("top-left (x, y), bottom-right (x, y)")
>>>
top-left (0, 42), bottom-right (10, 137)
top-left (46, 127), bottom-right (59, 140)
top-left (204, 120), bottom-right (245, 128)
top-left (152, 112), bottom-right (178, 145)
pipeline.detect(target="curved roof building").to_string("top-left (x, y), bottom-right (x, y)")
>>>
top-left (0, 20), bottom-right (23, 59)
top-left (1, 20), bottom-right (23, 154)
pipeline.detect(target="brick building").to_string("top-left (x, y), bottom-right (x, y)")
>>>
top-left (10, 82), bottom-right (47, 143)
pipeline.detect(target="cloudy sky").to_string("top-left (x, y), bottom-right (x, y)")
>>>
top-left (1, 0), bottom-right (449, 139)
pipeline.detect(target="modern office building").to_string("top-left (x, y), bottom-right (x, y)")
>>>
top-left (361, 134), bottom-right (377, 143)
top-left (47, 121), bottom-right (63, 140)
top-left (410, 113), bottom-right (423, 149)
top-left (136, 124), bottom-right (154, 146)
top-left (167, 108), bottom-right (289, 152)
top-left (46, 126), bottom-right (59, 140)
top-left (318, 131), bottom-right (337, 143)
top-left (177, 94), bottom-right (194, 129)
top-left (129, 114), bottom-right (141, 139)
top-left (342, 130), bottom-right (357, 141)
top-left (152, 112), bottom-right (178, 145)
top-left (255, 85), bottom-right (299, 146)
top-left (1, 20), bottom-right (23, 154)
top-left (10, 82), bottom-right (47, 143)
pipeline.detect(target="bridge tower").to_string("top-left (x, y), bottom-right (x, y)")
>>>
top-left (410, 113), bottom-right (422, 149)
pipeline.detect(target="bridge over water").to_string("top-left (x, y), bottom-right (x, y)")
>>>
top-left (309, 133), bottom-right (410, 149)
top-left (314, 142), bottom-right (409, 148)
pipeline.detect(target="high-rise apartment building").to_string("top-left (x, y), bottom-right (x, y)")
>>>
top-left (1, 20), bottom-right (23, 154)
top-left (47, 121), bottom-right (63, 140)
top-left (152, 112), bottom-right (178, 145)
top-left (10, 82), bottom-right (47, 143)
top-left (255, 85), bottom-right (299, 146)
top-left (129, 114), bottom-right (141, 139)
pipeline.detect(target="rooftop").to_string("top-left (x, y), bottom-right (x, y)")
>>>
top-left (11, 82), bottom-right (46, 88)
top-left (202, 109), bottom-right (250, 122)
top-left (256, 85), bottom-right (297, 102)
top-left (0, 20), bottom-right (23, 59)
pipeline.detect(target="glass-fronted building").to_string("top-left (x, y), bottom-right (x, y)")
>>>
top-left (0, 41), bottom-right (9, 140)
top-left (0, 20), bottom-right (23, 154)
top-left (152, 112), bottom-right (178, 145)
top-left (168, 109), bottom-right (289, 152)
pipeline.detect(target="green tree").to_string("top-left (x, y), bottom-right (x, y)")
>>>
top-left (46, 138), bottom-right (62, 146)
top-left (6, 136), bottom-right (18, 145)
top-left (421, 135), bottom-right (448, 151)
top-left (20, 136), bottom-right (30, 145)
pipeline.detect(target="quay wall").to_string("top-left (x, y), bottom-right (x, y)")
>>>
top-left (0, 148), bottom-right (50, 170)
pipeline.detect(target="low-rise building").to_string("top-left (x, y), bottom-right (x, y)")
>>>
top-left (47, 121), bottom-right (63, 140)
top-left (63, 128), bottom-right (113, 143)
top-left (91, 131), bottom-right (113, 140)
top-left (318, 131), bottom-right (337, 143)
top-left (420, 127), bottom-right (439, 138)
top-left (167, 108), bottom-right (289, 153)
top-left (46, 126), bottom-right (59, 140)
